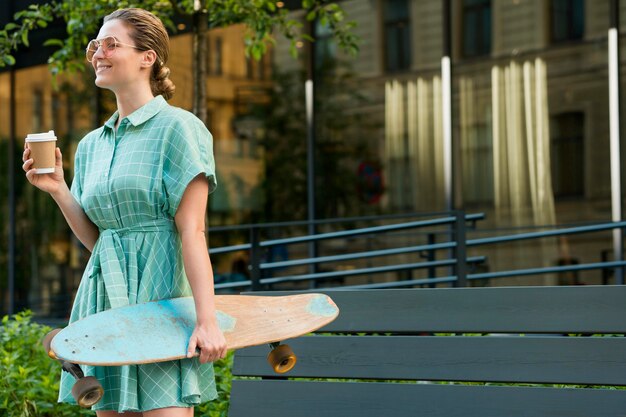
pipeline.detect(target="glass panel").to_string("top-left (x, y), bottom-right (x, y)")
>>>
top-left (384, 0), bottom-right (409, 22)
top-left (462, 0), bottom-right (491, 57)
top-left (551, 112), bottom-right (584, 198)
top-left (454, 1), bottom-right (609, 285)
top-left (384, 0), bottom-right (411, 71)
top-left (315, 20), bottom-right (337, 71)
top-left (552, 0), bottom-right (585, 42)
top-left (1, 0), bottom-right (617, 314)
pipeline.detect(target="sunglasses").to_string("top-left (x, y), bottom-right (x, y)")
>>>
top-left (86, 36), bottom-right (142, 62)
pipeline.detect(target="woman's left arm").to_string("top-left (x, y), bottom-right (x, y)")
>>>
top-left (175, 175), bottom-right (227, 364)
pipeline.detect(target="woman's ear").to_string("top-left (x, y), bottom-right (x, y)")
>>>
top-left (141, 50), bottom-right (158, 68)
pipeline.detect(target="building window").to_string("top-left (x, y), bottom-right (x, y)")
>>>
top-left (246, 56), bottom-right (254, 80)
top-left (208, 36), bottom-right (223, 76)
top-left (461, 0), bottom-right (491, 58)
top-left (246, 48), bottom-right (272, 81)
top-left (383, 0), bottom-right (411, 72)
top-left (33, 90), bottom-right (43, 132)
top-left (551, 112), bottom-right (585, 198)
top-left (246, 55), bottom-right (264, 80)
top-left (551, 0), bottom-right (584, 43)
top-left (315, 19), bottom-right (337, 71)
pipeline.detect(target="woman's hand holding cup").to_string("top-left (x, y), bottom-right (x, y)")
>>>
top-left (23, 143), bottom-right (65, 196)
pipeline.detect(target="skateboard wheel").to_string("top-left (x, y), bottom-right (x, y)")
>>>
top-left (42, 328), bottom-right (62, 359)
top-left (72, 376), bottom-right (104, 408)
top-left (267, 344), bottom-right (297, 374)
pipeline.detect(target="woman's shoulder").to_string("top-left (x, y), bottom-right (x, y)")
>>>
top-left (159, 103), bottom-right (206, 128)
top-left (157, 103), bottom-right (211, 141)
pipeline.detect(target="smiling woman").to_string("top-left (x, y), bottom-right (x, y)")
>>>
top-left (90, 9), bottom-right (175, 104)
top-left (21, 7), bottom-right (225, 417)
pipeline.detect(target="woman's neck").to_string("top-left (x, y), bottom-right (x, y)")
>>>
top-left (115, 89), bottom-right (155, 127)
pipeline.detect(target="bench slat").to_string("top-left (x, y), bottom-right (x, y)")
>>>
top-left (229, 380), bottom-right (626, 417)
top-left (257, 286), bottom-right (626, 333)
top-left (233, 335), bottom-right (626, 385)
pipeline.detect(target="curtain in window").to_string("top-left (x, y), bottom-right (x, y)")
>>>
top-left (385, 80), bottom-right (405, 209)
top-left (407, 77), bottom-right (444, 211)
top-left (491, 58), bottom-right (556, 227)
top-left (459, 76), bottom-right (494, 205)
top-left (385, 78), bottom-right (444, 211)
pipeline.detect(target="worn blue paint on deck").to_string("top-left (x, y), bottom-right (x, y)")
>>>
top-left (217, 310), bottom-right (237, 333)
top-left (306, 294), bottom-right (339, 317)
top-left (51, 297), bottom-right (216, 365)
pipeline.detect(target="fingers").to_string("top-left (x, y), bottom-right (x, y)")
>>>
top-left (190, 341), bottom-right (227, 364)
top-left (187, 335), bottom-right (198, 359)
top-left (22, 149), bottom-right (35, 179)
top-left (188, 325), bottom-right (227, 364)
top-left (197, 344), bottom-right (221, 364)
top-left (24, 169), bottom-right (36, 183)
top-left (22, 158), bottom-right (33, 172)
top-left (22, 148), bottom-right (34, 174)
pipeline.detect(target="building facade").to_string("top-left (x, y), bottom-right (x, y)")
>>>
top-left (1, 0), bottom-right (625, 318)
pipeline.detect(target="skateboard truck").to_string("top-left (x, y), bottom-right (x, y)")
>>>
top-left (267, 342), bottom-right (297, 374)
top-left (43, 329), bottom-right (104, 408)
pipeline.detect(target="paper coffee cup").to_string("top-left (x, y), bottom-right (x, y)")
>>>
top-left (26, 130), bottom-right (57, 174)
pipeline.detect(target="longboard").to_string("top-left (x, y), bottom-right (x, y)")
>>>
top-left (44, 293), bottom-right (339, 408)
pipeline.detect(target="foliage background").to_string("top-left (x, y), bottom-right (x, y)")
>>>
top-left (0, 311), bottom-right (234, 417)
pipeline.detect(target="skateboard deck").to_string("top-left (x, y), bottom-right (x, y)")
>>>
top-left (49, 293), bottom-right (339, 366)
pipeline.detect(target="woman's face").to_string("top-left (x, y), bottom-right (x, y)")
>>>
top-left (91, 19), bottom-right (151, 93)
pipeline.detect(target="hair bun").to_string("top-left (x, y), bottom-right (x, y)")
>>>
top-left (151, 65), bottom-right (175, 100)
top-left (157, 65), bottom-right (170, 81)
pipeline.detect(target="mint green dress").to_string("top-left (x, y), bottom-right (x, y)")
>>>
top-left (58, 95), bottom-right (218, 412)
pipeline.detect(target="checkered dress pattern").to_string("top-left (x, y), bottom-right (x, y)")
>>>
top-left (58, 95), bottom-right (218, 412)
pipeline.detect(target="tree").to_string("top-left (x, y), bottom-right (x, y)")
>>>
top-left (258, 59), bottom-right (381, 224)
top-left (0, 0), bottom-right (359, 123)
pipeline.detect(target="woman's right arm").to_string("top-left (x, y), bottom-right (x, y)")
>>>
top-left (23, 146), bottom-right (99, 251)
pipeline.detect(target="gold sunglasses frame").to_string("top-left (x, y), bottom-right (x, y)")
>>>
top-left (86, 36), bottom-right (142, 62)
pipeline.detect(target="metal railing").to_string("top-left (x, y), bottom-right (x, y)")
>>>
top-left (211, 211), bottom-right (483, 292)
top-left (210, 211), bottom-right (626, 292)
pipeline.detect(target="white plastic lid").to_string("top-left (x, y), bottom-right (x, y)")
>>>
top-left (26, 130), bottom-right (57, 142)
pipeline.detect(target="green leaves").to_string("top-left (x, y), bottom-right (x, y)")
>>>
top-left (2, 55), bottom-right (16, 66)
top-left (0, 311), bottom-right (93, 416)
top-left (0, 2), bottom-right (55, 68)
top-left (0, 309), bottom-right (236, 416)
top-left (0, 0), bottom-right (359, 71)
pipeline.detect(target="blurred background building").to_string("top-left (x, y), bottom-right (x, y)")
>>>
top-left (1, 0), bottom-right (625, 318)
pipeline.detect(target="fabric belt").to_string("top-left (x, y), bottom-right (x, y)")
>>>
top-left (88, 219), bottom-right (175, 309)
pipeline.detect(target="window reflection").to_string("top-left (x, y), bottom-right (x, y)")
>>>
top-left (551, 112), bottom-right (585, 198)
top-left (551, 0), bottom-right (584, 43)
top-left (462, 0), bottom-right (491, 58)
top-left (0, 0), bottom-right (620, 314)
top-left (383, 0), bottom-right (411, 72)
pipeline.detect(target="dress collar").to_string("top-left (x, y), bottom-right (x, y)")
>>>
top-left (103, 95), bottom-right (167, 130)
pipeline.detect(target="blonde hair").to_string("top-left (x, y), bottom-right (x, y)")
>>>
top-left (104, 8), bottom-right (176, 100)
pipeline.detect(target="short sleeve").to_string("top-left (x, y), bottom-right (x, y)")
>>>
top-left (162, 117), bottom-right (217, 217)
top-left (70, 142), bottom-right (84, 205)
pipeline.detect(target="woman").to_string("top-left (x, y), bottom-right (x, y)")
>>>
top-left (22, 8), bottom-right (227, 416)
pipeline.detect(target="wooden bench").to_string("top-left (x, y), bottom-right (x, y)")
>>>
top-left (228, 286), bottom-right (626, 417)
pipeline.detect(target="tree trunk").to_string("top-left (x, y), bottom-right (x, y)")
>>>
top-left (192, 3), bottom-right (209, 124)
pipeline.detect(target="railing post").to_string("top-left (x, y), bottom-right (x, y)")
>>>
top-left (249, 227), bottom-right (262, 291)
top-left (454, 211), bottom-right (468, 287)
top-left (427, 233), bottom-right (437, 288)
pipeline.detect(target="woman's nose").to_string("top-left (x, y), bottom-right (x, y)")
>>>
top-left (92, 44), bottom-right (106, 60)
